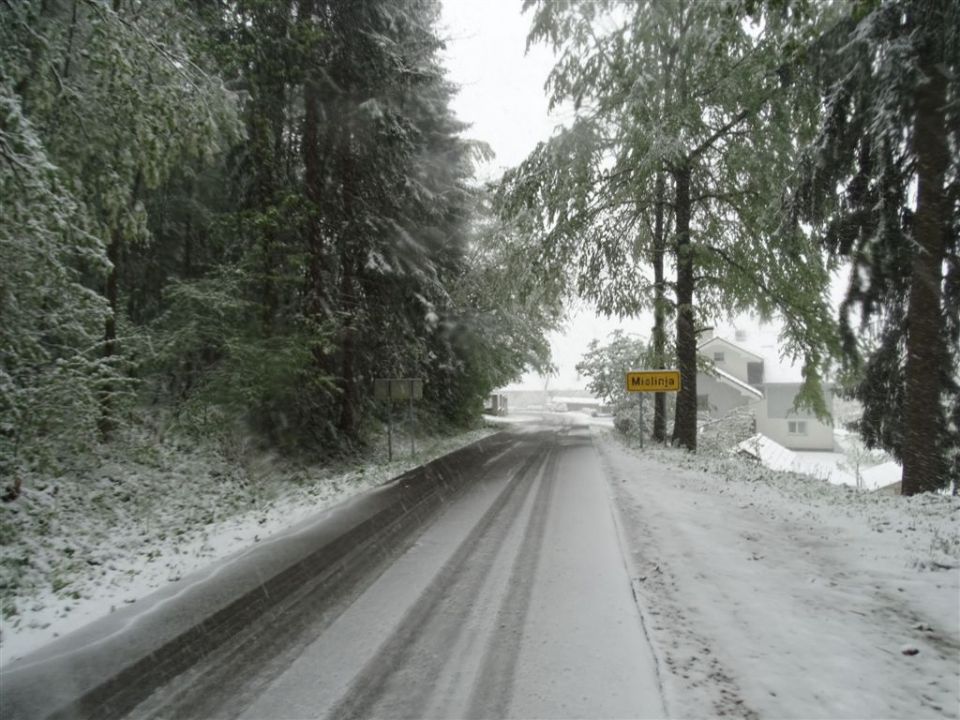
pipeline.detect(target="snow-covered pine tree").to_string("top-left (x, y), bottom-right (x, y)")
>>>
top-left (150, 0), bottom-right (557, 450)
top-left (791, 0), bottom-right (960, 493)
top-left (2, 0), bottom-right (239, 442)
top-left (0, 85), bottom-right (109, 477)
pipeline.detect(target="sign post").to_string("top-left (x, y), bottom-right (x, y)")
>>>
top-left (387, 401), bottom-right (393, 461)
top-left (409, 391), bottom-right (415, 457)
top-left (374, 378), bottom-right (424, 461)
top-left (639, 394), bottom-right (644, 450)
top-left (625, 370), bottom-right (681, 448)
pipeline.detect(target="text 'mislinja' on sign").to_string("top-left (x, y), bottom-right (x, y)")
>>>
top-left (626, 370), bottom-right (681, 392)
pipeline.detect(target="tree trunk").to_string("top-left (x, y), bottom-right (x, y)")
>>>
top-left (901, 50), bottom-right (948, 494)
top-left (337, 141), bottom-right (358, 440)
top-left (183, 217), bottom-right (192, 278)
top-left (99, 170), bottom-right (142, 438)
top-left (671, 163), bottom-right (697, 451)
top-left (250, 103), bottom-right (277, 332)
top-left (98, 227), bottom-right (120, 440)
top-left (652, 171), bottom-right (668, 442)
top-left (337, 249), bottom-right (357, 438)
top-left (301, 33), bottom-right (325, 323)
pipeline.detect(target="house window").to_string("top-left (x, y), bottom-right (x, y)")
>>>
top-left (747, 361), bottom-right (763, 386)
top-left (713, 351), bottom-right (725, 363)
top-left (697, 394), bottom-right (710, 410)
top-left (788, 420), bottom-right (807, 435)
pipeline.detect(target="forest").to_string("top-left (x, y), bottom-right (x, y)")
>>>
top-left (1, 0), bottom-right (958, 498)
top-left (0, 0), bottom-right (560, 492)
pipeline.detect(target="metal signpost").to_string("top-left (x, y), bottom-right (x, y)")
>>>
top-left (374, 378), bottom-right (424, 461)
top-left (625, 370), bottom-right (681, 449)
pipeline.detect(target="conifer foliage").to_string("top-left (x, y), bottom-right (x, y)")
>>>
top-left (0, 0), bottom-right (553, 478)
top-left (790, 0), bottom-right (960, 493)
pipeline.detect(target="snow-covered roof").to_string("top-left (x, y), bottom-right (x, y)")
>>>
top-left (713, 367), bottom-right (764, 399)
top-left (738, 435), bottom-right (858, 485)
top-left (861, 461), bottom-right (902, 491)
top-left (737, 434), bottom-right (797, 472)
top-left (737, 433), bottom-right (906, 491)
top-left (551, 395), bottom-right (603, 406)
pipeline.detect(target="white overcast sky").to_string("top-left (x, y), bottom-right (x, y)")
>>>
top-left (440, 0), bottom-right (644, 389)
top-left (440, 0), bottom-right (559, 180)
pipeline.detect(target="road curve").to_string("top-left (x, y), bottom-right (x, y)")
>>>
top-left (132, 425), bottom-right (664, 719)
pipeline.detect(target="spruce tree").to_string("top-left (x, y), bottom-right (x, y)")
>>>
top-left (791, 0), bottom-right (960, 493)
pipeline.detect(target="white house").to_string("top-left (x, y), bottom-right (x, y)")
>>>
top-left (696, 336), bottom-right (764, 416)
top-left (697, 330), bottom-right (835, 451)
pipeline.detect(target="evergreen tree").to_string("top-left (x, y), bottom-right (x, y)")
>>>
top-left (0, 83), bottom-right (108, 476)
top-left (1, 0), bottom-right (236, 465)
top-left (790, 0), bottom-right (960, 492)
top-left (2, 0), bottom-right (559, 472)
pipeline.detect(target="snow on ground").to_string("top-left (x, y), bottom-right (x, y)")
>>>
top-left (599, 430), bottom-right (960, 719)
top-left (0, 425), bottom-right (495, 666)
top-left (484, 409), bottom-right (615, 429)
top-left (482, 412), bottom-right (542, 425)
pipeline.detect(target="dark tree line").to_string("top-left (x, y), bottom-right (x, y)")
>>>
top-left (1, 0), bottom-right (557, 479)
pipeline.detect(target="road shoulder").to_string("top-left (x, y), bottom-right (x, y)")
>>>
top-left (598, 431), bottom-right (960, 720)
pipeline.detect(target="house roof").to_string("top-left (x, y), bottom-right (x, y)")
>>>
top-left (713, 367), bottom-right (764, 399)
top-left (700, 328), bottom-right (810, 385)
top-left (861, 461), bottom-right (903, 491)
top-left (551, 396), bottom-right (602, 406)
top-left (737, 434), bottom-right (797, 471)
top-left (698, 336), bottom-right (763, 361)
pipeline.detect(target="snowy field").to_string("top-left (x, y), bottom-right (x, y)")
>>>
top-left (600, 430), bottom-right (960, 719)
top-left (0, 425), bottom-right (496, 665)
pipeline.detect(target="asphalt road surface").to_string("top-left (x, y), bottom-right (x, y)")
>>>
top-left (132, 424), bottom-right (665, 719)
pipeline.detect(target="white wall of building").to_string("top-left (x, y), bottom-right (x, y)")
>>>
top-left (757, 385), bottom-right (835, 451)
top-left (700, 338), bottom-right (761, 386)
top-left (697, 373), bottom-right (759, 417)
top-left (698, 336), bottom-right (836, 452)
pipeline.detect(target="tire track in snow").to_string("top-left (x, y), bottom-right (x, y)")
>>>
top-left (465, 445), bottom-right (558, 719)
top-left (325, 438), bottom-right (554, 720)
top-left (129, 434), bottom-right (535, 720)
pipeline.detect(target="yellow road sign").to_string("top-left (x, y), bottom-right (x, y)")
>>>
top-left (626, 370), bottom-right (681, 392)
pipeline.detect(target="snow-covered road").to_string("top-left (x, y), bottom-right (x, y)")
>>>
top-left (131, 424), bottom-right (664, 719)
top-left (8, 421), bottom-right (956, 719)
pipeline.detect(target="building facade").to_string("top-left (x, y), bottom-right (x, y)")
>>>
top-left (697, 334), bottom-right (834, 451)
